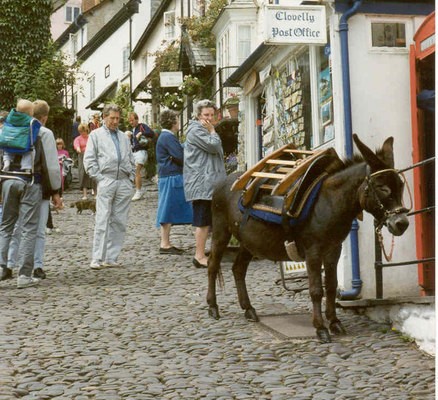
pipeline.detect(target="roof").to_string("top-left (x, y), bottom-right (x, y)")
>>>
top-left (86, 80), bottom-right (118, 110)
top-left (180, 33), bottom-right (216, 71)
top-left (131, 0), bottom-right (173, 59)
top-left (224, 43), bottom-right (276, 87)
top-left (77, 0), bottom-right (140, 62)
top-left (54, 14), bottom-right (87, 49)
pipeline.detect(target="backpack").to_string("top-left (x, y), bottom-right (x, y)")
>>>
top-left (0, 109), bottom-right (41, 154)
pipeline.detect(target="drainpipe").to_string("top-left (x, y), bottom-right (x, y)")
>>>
top-left (338, 0), bottom-right (363, 300)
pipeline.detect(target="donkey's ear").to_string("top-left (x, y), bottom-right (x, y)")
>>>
top-left (353, 133), bottom-right (386, 171)
top-left (378, 136), bottom-right (394, 168)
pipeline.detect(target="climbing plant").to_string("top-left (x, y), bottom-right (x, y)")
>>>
top-left (181, 0), bottom-right (228, 56)
top-left (0, 0), bottom-right (79, 116)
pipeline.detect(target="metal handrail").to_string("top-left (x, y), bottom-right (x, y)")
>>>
top-left (374, 156), bottom-right (435, 299)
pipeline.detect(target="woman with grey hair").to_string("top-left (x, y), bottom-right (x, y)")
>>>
top-left (156, 110), bottom-right (193, 255)
top-left (183, 100), bottom-right (226, 268)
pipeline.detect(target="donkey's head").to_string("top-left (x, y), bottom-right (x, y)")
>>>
top-left (353, 134), bottom-right (409, 236)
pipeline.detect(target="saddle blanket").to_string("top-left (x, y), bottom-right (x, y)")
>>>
top-left (238, 177), bottom-right (325, 227)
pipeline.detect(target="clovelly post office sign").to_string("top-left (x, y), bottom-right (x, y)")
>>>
top-left (264, 5), bottom-right (327, 45)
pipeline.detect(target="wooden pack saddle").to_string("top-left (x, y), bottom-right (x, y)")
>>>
top-left (231, 144), bottom-right (343, 219)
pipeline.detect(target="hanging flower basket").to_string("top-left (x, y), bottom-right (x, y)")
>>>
top-left (180, 75), bottom-right (203, 97)
top-left (162, 92), bottom-right (184, 110)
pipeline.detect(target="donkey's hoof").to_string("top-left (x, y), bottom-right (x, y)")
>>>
top-left (317, 328), bottom-right (331, 343)
top-left (330, 321), bottom-right (347, 335)
top-left (208, 306), bottom-right (220, 320)
top-left (244, 308), bottom-right (259, 322)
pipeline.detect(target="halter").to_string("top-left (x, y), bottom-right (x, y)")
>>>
top-left (364, 168), bottom-right (412, 261)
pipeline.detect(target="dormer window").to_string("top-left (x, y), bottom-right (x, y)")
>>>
top-left (66, 6), bottom-right (80, 23)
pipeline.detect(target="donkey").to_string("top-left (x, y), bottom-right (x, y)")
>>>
top-left (207, 134), bottom-right (409, 342)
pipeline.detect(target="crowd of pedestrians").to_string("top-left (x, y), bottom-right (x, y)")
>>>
top-left (0, 98), bottom-right (226, 288)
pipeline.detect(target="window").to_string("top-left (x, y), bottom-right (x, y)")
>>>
top-left (371, 22), bottom-right (406, 48)
top-left (105, 65), bottom-right (110, 78)
top-left (89, 75), bottom-right (95, 100)
top-left (237, 25), bottom-right (252, 65)
top-left (66, 6), bottom-right (80, 23)
top-left (164, 11), bottom-right (176, 40)
top-left (122, 47), bottom-right (130, 75)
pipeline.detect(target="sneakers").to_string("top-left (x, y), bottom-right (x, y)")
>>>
top-left (17, 275), bottom-right (40, 289)
top-left (33, 268), bottom-right (47, 279)
top-left (90, 261), bottom-right (103, 270)
top-left (102, 261), bottom-right (122, 268)
top-left (132, 190), bottom-right (144, 201)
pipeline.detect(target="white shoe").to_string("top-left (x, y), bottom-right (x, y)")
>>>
top-left (132, 191), bottom-right (143, 201)
top-left (45, 228), bottom-right (52, 235)
top-left (102, 261), bottom-right (122, 268)
top-left (17, 275), bottom-right (40, 289)
top-left (90, 261), bottom-right (103, 270)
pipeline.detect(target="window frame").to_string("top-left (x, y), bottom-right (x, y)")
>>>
top-left (367, 16), bottom-right (411, 54)
top-left (66, 6), bottom-right (80, 23)
top-left (89, 75), bottom-right (95, 100)
top-left (164, 10), bottom-right (176, 40)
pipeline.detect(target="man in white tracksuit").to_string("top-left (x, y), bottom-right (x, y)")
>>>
top-left (84, 104), bottom-right (135, 269)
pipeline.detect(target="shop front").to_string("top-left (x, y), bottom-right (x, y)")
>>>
top-left (223, 0), bottom-right (434, 299)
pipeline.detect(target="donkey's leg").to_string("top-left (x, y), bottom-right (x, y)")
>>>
top-left (207, 224), bottom-right (231, 320)
top-left (306, 253), bottom-right (330, 342)
top-left (323, 246), bottom-right (346, 335)
top-left (231, 247), bottom-right (257, 321)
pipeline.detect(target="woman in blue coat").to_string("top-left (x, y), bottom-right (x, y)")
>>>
top-left (156, 110), bottom-right (193, 255)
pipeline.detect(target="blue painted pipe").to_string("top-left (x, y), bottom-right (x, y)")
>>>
top-left (338, 0), bottom-right (363, 300)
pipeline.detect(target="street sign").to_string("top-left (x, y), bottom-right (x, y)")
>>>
top-left (160, 71), bottom-right (183, 87)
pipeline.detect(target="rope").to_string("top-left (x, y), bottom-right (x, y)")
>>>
top-left (376, 227), bottom-right (395, 262)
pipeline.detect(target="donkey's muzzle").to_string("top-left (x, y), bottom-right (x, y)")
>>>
top-left (386, 212), bottom-right (409, 236)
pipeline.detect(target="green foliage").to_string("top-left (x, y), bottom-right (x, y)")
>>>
top-left (0, 0), bottom-right (79, 115)
top-left (112, 84), bottom-right (134, 131)
top-left (182, 0), bottom-right (228, 55)
top-left (148, 44), bottom-right (181, 107)
top-left (0, 0), bottom-right (53, 109)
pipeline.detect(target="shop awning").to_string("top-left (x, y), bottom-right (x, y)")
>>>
top-left (224, 43), bottom-right (275, 87)
top-left (86, 80), bottom-right (118, 110)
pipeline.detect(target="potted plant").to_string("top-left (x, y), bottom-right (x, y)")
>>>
top-left (224, 93), bottom-right (239, 118)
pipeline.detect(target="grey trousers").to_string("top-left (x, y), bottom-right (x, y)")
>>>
top-left (0, 180), bottom-right (42, 277)
top-left (92, 177), bottom-right (133, 264)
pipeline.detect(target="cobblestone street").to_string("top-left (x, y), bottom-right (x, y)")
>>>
top-left (0, 178), bottom-right (435, 399)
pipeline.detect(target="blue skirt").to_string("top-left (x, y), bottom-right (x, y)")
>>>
top-left (156, 174), bottom-right (193, 227)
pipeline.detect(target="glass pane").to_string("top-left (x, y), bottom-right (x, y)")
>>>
top-left (275, 48), bottom-right (311, 150)
top-left (318, 44), bottom-right (334, 144)
top-left (371, 23), bottom-right (406, 47)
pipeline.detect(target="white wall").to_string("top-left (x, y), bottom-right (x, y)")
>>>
top-left (336, 13), bottom-right (424, 298)
top-left (51, 0), bottom-right (82, 41)
top-left (76, 23), bottom-right (130, 123)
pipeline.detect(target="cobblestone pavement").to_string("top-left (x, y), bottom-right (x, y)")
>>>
top-left (0, 177), bottom-right (435, 399)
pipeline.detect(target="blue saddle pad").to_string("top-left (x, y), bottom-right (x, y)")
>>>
top-left (238, 178), bottom-right (325, 227)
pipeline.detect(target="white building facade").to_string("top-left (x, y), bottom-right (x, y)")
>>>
top-left (214, 0), bottom-right (434, 300)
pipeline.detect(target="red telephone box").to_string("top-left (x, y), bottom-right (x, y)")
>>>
top-left (409, 12), bottom-right (435, 296)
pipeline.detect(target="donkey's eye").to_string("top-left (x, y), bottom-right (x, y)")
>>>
top-left (377, 185), bottom-right (391, 197)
